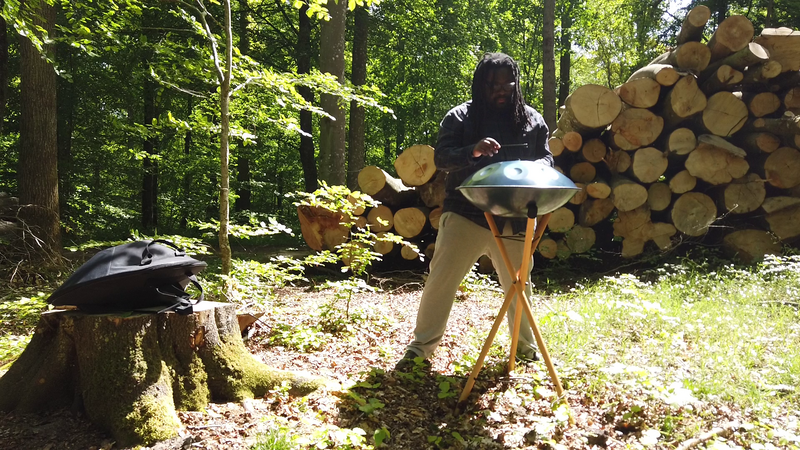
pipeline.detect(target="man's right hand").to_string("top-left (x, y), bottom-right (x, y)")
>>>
top-left (472, 138), bottom-right (500, 158)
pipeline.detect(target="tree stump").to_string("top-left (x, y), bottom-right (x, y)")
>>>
top-left (0, 302), bottom-right (327, 447)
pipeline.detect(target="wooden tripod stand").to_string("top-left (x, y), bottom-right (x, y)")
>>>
top-left (457, 211), bottom-right (569, 415)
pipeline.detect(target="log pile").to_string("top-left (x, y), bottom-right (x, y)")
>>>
top-left (299, 8), bottom-right (800, 265)
top-left (543, 7), bottom-right (800, 262)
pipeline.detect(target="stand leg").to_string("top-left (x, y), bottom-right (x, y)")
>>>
top-left (457, 288), bottom-right (517, 403)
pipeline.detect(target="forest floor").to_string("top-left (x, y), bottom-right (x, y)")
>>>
top-left (1, 265), bottom-right (797, 450)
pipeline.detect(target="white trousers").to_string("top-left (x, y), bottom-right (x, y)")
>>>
top-left (406, 212), bottom-right (537, 358)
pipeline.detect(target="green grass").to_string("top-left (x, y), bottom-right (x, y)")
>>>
top-left (535, 254), bottom-right (800, 436)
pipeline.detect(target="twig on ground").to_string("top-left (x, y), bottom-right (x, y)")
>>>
top-left (675, 422), bottom-right (740, 450)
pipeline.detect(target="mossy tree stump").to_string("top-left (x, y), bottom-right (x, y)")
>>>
top-left (0, 301), bottom-right (327, 446)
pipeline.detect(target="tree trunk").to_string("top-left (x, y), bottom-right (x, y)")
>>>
top-left (366, 204), bottom-right (393, 232)
top-left (394, 206), bottom-right (428, 238)
top-left (615, 77), bottom-right (660, 108)
top-left (630, 147), bottom-right (668, 183)
top-left (661, 75), bottom-right (707, 127)
top-left (627, 64), bottom-right (680, 86)
top-left (142, 78), bottom-right (159, 230)
top-left (318, 0), bottom-right (347, 185)
top-left (0, 303), bottom-right (327, 447)
top-left (297, 4), bottom-right (318, 192)
top-left (218, 0), bottom-right (233, 277)
top-left (660, 127), bottom-right (697, 156)
top-left (610, 175), bottom-right (648, 212)
top-left (606, 107), bottom-right (664, 150)
top-left (557, 0), bottom-right (573, 107)
top-left (764, 146), bottom-right (800, 188)
top-left (557, 84), bottom-right (622, 133)
top-left (650, 41), bottom-right (711, 72)
top-left (699, 42), bottom-right (769, 84)
top-left (235, 0), bottom-right (251, 210)
top-left (722, 229), bottom-right (781, 262)
top-left (56, 43), bottom-right (76, 217)
top-left (677, 5), bottom-right (711, 45)
top-left (647, 182), bottom-right (672, 211)
top-left (700, 64), bottom-right (743, 93)
top-left (542, 0), bottom-right (556, 132)
top-left (671, 192), bottom-right (717, 236)
top-left (357, 166), bottom-right (417, 208)
top-left (685, 134), bottom-right (749, 185)
top-left (297, 205), bottom-right (349, 250)
top-left (18, 0), bottom-right (60, 256)
top-left (547, 207), bottom-right (575, 233)
top-left (720, 173), bottom-right (765, 214)
top-left (0, 7), bottom-right (7, 133)
top-left (697, 91), bottom-right (748, 136)
top-left (741, 91), bottom-right (781, 118)
top-left (707, 15), bottom-right (754, 62)
top-left (394, 144), bottom-right (436, 186)
top-left (755, 27), bottom-right (800, 73)
top-left (669, 170), bottom-right (697, 194)
top-left (347, 6), bottom-right (369, 190)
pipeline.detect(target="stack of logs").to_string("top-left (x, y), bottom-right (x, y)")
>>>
top-left (298, 144), bottom-right (445, 264)
top-left (544, 6), bottom-right (800, 262)
top-left (299, 7), bottom-right (800, 265)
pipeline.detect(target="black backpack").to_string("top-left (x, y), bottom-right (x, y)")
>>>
top-left (47, 239), bottom-right (207, 315)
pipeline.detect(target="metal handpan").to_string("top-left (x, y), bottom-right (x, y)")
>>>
top-left (457, 160), bottom-right (581, 217)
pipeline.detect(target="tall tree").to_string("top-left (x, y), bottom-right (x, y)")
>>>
top-left (235, 0), bottom-right (251, 211)
top-left (318, 0), bottom-right (347, 185)
top-left (297, 3), bottom-right (318, 192)
top-left (542, 0), bottom-right (556, 132)
top-left (0, 0), bottom-right (7, 133)
top-left (558, 0), bottom-right (574, 107)
top-left (141, 77), bottom-right (159, 230)
top-left (347, 5), bottom-right (368, 190)
top-left (18, 0), bottom-right (60, 254)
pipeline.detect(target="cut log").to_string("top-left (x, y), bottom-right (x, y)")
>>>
top-left (699, 42), bottom-right (769, 83)
top-left (561, 131), bottom-right (583, 152)
top-left (604, 149), bottom-right (632, 174)
top-left (723, 229), bottom-right (782, 262)
top-left (556, 239), bottom-right (572, 259)
top-left (630, 146), bottom-right (668, 183)
top-left (537, 238), bottom-right (558, 259)
top-left (393, 206), bottom-right (428, 238)
top-left (707, 15), bottom-right (754, 62)
top-left (647, 182), bottom-right (673, 212)
top-left (565, 225), bottom-right (596, 254)
top-left (700, 64), bottom-right (743, 93)
top-left (765, 203), bottom-right (800, 241)
top-left (400, 243), bottom-right (421, 261)
top-left (740, 91), bottom-right (781, 118)
top-left (650, 41), bottom-right (711, 72)
top-left (697, 91), bottom-right (748, 136)
top-left (367, 204), bottom-right (394, 232)
top-left (613, 205), bottom-right (673, 258)
top-left (660, 127), bottom-right (697, 156)
top-left (357, 166), bottom-right (417, 208)
top-left (569, 183), bottom-right (589, 205)
top-left (373, 231), bottom-right (395, 255)
top-left (394, 144), bottom-right (436, 186)
top-left (743, 115), bottom-right (800, 136)
top-left (662, 75), bottom-right (707, 127)
top-left (0, 303), bottom-right (326, 446)
top-left (783, 86), bottom-right (800, 108)
top-left (721, 173), bottom-right (765, 214)
top-left (347, 194), bottom-right (366, 216)
top-left (354, 215), bottom-right (368, 229)
top-left (418, 170), bottom-right (447, 208)
top-left (762, 196), bottom-right (800, 213)
top-left (741, 132), bottom-right (781, 154)
top-left (297, 205), bottom-right (350, 251)
top-left (578, 197), bottom-right (615, 226)
top-left (424, 242), bottom-right (436, 260)
top-left (755, 27), bottom-right (800, 72)
top-left (627, 64), bottom-right (681, 86)
top-left (557, 84), bottom-right (623, 133)
top-left (586, 180), bottom-right (611, 199)
top-left (610, 175), bottom-right (648, 212)
top-left (677, 5), bottom-right (711, 45)
top-left (615, 77), bottom-right (661, 108)
top-left (570, 162), bottom-right (597, 184)
top-left (740, 60), bottom-right (783, 86)
top-left (606, 107), bottom-right (664, 151)
top-left (685, 135), bottom-right (749, 185)
top-left (547, 207), bottom-right (575, 233)
top-left (429, 206), bottom-right (443, 230)
top-left (548, 136), bottom-right (565, 157)
top-left (671, 192), bottom-right (717, 236)
top-left (669, 170), bottom-right (697, 194)
top-left (764, 146), bottom-right (800, 188)
top-left (581, 138), bottom-right (607, 163)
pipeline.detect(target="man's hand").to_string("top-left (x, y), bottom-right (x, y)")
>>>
top-left (472, 138), bottom-right (500, 158)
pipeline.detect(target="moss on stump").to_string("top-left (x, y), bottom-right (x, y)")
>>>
top-left (0, 301), bottom-right (327, 447)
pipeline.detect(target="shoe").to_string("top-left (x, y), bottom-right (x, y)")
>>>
top-left (515, 348), bottom-right (540, 363)
top-left (394, 350), bottom-right (429, 371)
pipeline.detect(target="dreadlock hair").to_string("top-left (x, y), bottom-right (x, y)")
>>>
top-left (469, 52), bottom-right (530, 138)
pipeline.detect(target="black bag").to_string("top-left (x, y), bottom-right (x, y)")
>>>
top-left (47, 239), bottom-right (207, 315)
